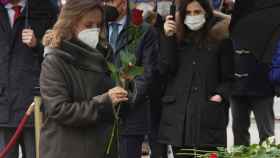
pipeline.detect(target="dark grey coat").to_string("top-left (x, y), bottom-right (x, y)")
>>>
top-left (0, 3), bottom-right (57, 127)
top-left (40, 40), bottom-right (117, 158)
top-left (158, 29), bottom-right (234, 147)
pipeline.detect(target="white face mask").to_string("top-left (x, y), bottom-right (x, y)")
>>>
top-left (184, 14), bottom-right (206, 31)
top-left (61, 0), bottom-right (66, 5)
top-left (157, 1), bottom-right (172, 18)
top-left (78, 28), bottom-right (100, 49)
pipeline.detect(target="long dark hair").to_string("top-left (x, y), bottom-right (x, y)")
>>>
top-left (177, 0), bottom-right (214, 46)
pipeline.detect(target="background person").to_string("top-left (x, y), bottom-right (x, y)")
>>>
top-left (0, 0), bottom-right (57, 157)
top-left (159, 0), bottom-right (233, 157)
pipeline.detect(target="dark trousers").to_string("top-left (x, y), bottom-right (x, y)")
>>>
top-left (119, 135), bottom-right (144, 158)
top-left (0, 127), bottom-right (35, 158)
top-left (119, 134), bottom-right (167, 158)
top-left (231, 96), bottom-right (275, 145)
top-left (149, 127), bottom-right (168, 158)
top-left (149, 141), bottom-right (167, 158)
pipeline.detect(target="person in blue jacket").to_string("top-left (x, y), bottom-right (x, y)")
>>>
top-left (269, 40), bottom-right (280, 92)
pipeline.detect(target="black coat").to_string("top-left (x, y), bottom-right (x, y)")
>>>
top-left (230, 0), bottom-right (280, 63)
top-left (158, 33), bottom-right (233, 147)
top-left (0, 3), bottom-right (57, 127)
top-left (40, 40), bottom-right (116, 158)
top-left (108, 18), bottom-right (159, 135)
top-left (229, 0), bottom-right (278, 96)
top-left (231, 40), bottom-right (274, 96)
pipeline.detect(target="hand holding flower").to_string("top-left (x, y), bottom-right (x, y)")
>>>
top-left (209, 94), bottom-right (223, 103)
top-left (108, 87), bottom-right (128, 106)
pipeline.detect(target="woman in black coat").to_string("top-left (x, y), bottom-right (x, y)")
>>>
top-left (158, 0), bottom-right (234, 157)
top-left (39, 0), bottom-right (128, 158)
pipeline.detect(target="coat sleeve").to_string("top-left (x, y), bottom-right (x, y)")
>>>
top-left (215, 38), bottom-right (234, 100)
top-left (31, 8), bottom-right (58, 63)
top-left (159, 34), bottom-right (178, 76)
top-left (269, 40), bottom-right (280, 84)
top-left (157, 34), bottom-right (179, 95)
top-left (269, 40), bottom-right (280, 96)
top-left (129, 27), bottom-right (159, 105)
top-left (40, 55), bottom-right (114, 127)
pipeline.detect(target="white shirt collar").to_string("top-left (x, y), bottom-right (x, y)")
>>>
top-left (5, 0), bottom-right (26, 10)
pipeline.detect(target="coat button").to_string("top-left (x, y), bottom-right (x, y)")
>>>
top-left (193, 87), bottom-right (198, 92)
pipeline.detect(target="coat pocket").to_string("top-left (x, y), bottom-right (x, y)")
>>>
top-left (161, 96), bottom-right (176, 105)
top-left (58, 126), bottom-right (85, 153)
top-left (201, 101), bottom-right (228, 129)
top-left (160, 96), bottom-right (177, 128)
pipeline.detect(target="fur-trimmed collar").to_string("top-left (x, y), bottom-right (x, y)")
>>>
top-left (209, 18), bottom-right (230, 41)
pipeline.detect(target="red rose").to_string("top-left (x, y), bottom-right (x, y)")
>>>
top-left (131, 8), bottom-right (143, 26)
top-left (209, 152), bottom-right (218, 158)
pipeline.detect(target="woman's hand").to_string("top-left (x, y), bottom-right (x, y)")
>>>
top-left (108, 87), bottom-right (128, 106)
top-left (164, 15), bottom-right (176, 37)
top-left (209, 94), bottom-right (223, 103)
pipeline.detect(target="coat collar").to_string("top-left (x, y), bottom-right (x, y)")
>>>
top-left (0, 4), bottom-right (12, 36)
top-left (0, 3), bottom-right (29, 46)
top-left (45, 39), bottom-right (109, 73)
top-left (4, 0), bottom-right (26, 10)
top-left (115, 25), bottom-right (133, 52)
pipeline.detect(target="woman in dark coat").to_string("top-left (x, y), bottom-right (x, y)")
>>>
top-left (158, 0), bottom-right (233, 157)
top-left (39, 0), bottom-right (128, 158)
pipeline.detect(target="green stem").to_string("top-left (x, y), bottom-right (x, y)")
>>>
top-left (106, 120), bottom-right (116, 155)
top-left (180, 148), bottom-right (218, 153)
top-left (176, 153), bottom-right (204, 156)
top-left (106, 79), bottom-right (126, 155)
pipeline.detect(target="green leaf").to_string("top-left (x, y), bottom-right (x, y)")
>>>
top-left (206, 139), bottom-right (280, 158)
top-left (126, 66), bottom-right (144, 79)
top-left (107, 63), bottom-right (120, 84)
top-left (120, 50), bottom-right (136, 67)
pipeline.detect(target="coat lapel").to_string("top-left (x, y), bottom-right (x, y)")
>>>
top-left (0, 5), bottom-right (13, 44)
top-left (114, 15), bottom-right (134, 53)
top-left (0, 4), bottom-right (28, 47)
top-left (115, 26), bottom-right (134, 53)
top-left (106, 15), bottom-right (134, 54)
top-left (10, 6), bottom-right (28, 49)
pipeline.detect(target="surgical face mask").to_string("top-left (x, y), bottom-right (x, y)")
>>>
top-left (78, 28), bottom-right (100, 49)
top-left (157, 1), bottom-right (172, 19)
top-left (184, 14), bottom-right (206, 31)
top-left (136, 3), bottom-right (154, 20)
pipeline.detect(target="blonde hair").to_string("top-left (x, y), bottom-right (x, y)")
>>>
top-left (43, 0), bottom-right (104, 48)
